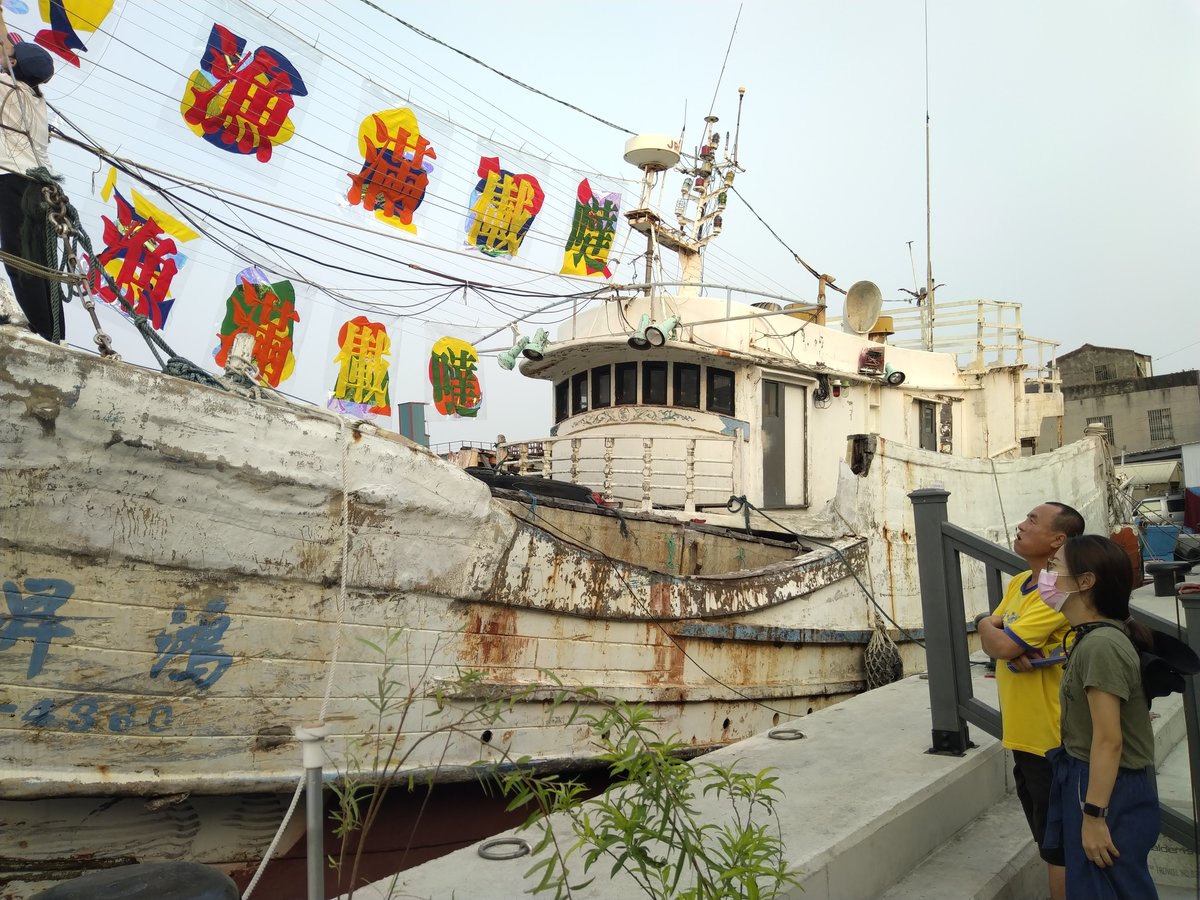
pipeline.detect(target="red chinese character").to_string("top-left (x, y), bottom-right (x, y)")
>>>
top-left (182, 24), bottom-right (308, 163)
top-left (348, 113), bottom-right (436, 229)
top-left (93, 192), bottom-right (180, 330)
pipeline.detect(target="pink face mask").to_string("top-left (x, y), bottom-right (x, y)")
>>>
top-left (1036, 570), bottom-right (1072, 611)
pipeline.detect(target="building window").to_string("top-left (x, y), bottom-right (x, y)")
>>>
top-left (554, 380), bottom-right (569, 423)
top-left (1094, 364), bottom-right (1112, 382)
top-left (643, 361), bottom-right (668, 405)
top-left (1148, 408), bottom-right (1174, 442)
top-left (571, 371), bottom-right (589, 415)
top-left (1087, 415), bottom-right (1114, 445)
top-left (591, 366), bottom-right (612, 409)
top-left (707, 367), bottom-right (735, 415)
top-left (615, 362), bottom-right (638, 405)
top-left (673, 363), bottom-right (701, 408)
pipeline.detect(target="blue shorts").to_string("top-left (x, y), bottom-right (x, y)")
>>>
top-left (1044, 747), bottom-right (1160, 899)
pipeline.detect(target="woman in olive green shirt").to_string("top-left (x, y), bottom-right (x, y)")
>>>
top-left (1041, 535), bottom-right (1158, 899)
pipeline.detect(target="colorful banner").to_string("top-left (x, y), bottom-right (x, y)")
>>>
top-left (428, 335), bottom-right (482, 418)
top-left (212, 266), bottom-right (301, 388)
top-left (327, 314), bottom-right (393, 421)
top-left (560, 179), bottom-right (620, 277)
top-left (464, 156), bottom-right (544, 259)
top-left (346, 107), bottom-right (436, 233)
top-left (2, 0), bottom-right (121, 68)
top-left (180, 23), bottom-right (308, 163)
top-left (88, 168), bottom-right (199, 331)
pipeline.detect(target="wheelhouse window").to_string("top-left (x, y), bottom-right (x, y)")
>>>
top-left (571, 371), bottom-right (589, 415)
top-left (615, 362), bottom-right (638, 405)
top-left (642, 361), bottom-right (668, 405)
top-left (591, 366), bottom-right (612, 409)
top-left (554, 380), bottom-right (569, 423)
top-left (706, 367), bottom-right (735, 415)
top-left (673, 363), bottom-right (701, 408)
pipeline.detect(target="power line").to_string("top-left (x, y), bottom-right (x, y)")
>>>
top-left (352, 0), bottom-right (636, 136)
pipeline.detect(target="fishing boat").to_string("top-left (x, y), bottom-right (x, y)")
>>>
top-left (0, 100), bottom-right (1120, 897)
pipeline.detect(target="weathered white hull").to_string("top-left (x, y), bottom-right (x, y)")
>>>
top-left (0, 330), bottom-right (1109, 892)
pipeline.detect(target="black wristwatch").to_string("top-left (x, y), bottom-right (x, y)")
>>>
top-left (1082, 802), bottom-right (1108, 819)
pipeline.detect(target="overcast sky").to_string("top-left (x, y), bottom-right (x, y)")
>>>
top-left (6, 0), bottom-right (1197, 446)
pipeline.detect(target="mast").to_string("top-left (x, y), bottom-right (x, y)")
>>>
top-left (623, 91), bottom-right (746, 297)
top-left (922, 0), bottom-right (936, 351)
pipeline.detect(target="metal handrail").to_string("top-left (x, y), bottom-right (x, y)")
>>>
top-left (910, 487), bottom-right (1200, 849)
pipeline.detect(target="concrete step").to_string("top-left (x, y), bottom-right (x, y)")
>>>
top-left (877, 793), bottom-right (1045, 900)
top-left (1150, 720), bottom-right (1198, 894)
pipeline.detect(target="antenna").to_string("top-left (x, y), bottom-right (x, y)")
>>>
top-left (733, 87), bottom-right (746, 166)
top-left (922, 0), bottom-right (936, 351)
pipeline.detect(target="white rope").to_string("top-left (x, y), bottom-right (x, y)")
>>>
top-left (240, 779), bottom-right (305, 900)
top-left (242, 416), bottom-right (355, 898)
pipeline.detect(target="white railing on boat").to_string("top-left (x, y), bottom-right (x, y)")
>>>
top-left (867, 299), bottom-right (1061, 391)
top-left (496, 434), bottom-right (740, 513)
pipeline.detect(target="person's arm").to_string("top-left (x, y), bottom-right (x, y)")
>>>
top-left (977, 615), bottom-right (1026, 660)
top-left (1081, 688), bottom-right (1123, 867)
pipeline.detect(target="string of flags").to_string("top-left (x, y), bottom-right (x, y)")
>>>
top-left (5, 2), bottom-right (629, 425)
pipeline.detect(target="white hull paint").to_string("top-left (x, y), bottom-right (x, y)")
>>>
top-left (0, 324), bottom-right (1110, 892)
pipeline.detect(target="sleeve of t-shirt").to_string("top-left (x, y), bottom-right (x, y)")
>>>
top-left (1004, 601), bottom-right (1069, 654)
top-left (1077, 634), bottom-right (1139, 701)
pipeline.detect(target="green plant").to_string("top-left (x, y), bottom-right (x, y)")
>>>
top-left (330, 634), bottom-right (797, 900)
top-left (494, 698), bottom-right (800, 900)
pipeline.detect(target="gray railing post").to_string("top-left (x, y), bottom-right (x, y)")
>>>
top-left (910, 488), bottom-right (972, 755)
top-left (1180, 593), bottom-right (1200, 844)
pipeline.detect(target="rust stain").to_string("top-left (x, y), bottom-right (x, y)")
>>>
top-left (648, 582), bottom-right (673, 617)
top-left (462, 607), bottom-right (520, 669)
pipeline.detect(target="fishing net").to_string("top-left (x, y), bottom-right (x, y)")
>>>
top-left (864, 610), bottom-right (903, 689)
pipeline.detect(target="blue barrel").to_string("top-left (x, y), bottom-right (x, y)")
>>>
top-left (1142, 524), bottom-right (1180, 562)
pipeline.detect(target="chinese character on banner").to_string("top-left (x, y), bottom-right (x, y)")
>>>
top-left (180, 23), bottom-right (307, 163)
top-left (464, 156), bottom-right (544, 258)
top-left (347, 108), bottom-right (436, 233)
top-left (89, 170), bottom-right (198, 331)
top-left (19, 0), bottom-right (117, 67)
top-left (561, 179), bottom-right (621, 277)
top-left (429, 336), bottom-right (482, 418)
top-left (328, 315), bottom-right (392, 419)
top-left (213, 267), bottom-right (300, 388)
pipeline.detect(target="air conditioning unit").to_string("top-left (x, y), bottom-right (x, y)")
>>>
top-left (858, 347), bottom-right (885, 376)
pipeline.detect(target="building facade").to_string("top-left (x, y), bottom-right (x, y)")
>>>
top-left (1038, 345), bottom-right (1199, 454)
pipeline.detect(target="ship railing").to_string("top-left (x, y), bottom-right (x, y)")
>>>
top-left (910, 486), bottom-right (1200, 850)
top-left (496, 433), bottom-right (740, 514)
top-left (835, 298), bottom-right (1062, 392)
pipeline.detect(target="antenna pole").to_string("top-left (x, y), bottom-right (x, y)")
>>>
top-left (733, 87), bottom-right (745, 165)
top-left (923, 0), bottom-right (935, 352)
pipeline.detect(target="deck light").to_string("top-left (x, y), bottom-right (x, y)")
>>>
top-left (629, 314), bottom-right (652, 349)
top-left (498, 336), bottom-right (530, 370)
top-left (522, 328), bottom-right (550, 361)
top-left (884, 364), bottom-right (906, 386)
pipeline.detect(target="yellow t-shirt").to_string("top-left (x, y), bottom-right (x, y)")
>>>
top-left (993, 571), bottom-right (1071, 755)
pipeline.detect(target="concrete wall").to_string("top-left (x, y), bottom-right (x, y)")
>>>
top-left (1058, 345), bottom-right (1152, 386)
top-left (1038, 371), bottom-right (1200, 453)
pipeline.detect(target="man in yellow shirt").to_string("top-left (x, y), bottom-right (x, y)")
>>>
top-left (978, 501), bottom-right (1084, 900)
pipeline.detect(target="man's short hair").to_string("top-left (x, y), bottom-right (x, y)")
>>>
top-left (1045, 501), bottom-right (1085, 538)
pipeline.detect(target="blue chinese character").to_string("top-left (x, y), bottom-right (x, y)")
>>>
top-left (150, 599), bottom-right (233, 690)
top-left (0, 579), bottom-right (76, 679)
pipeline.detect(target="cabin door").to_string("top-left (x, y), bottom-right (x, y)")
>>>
top-left (761, 380), bottom-right (806, 507)
top-left (918, 401), bottom-right (937, 451)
